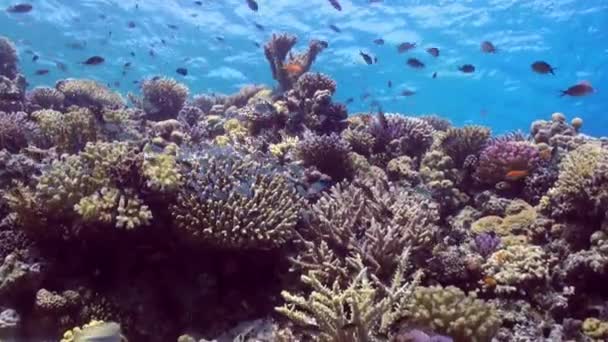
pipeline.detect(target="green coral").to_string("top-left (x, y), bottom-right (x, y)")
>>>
top-left (171, 148), bottom-right (302, 250)
top-left (32, 107), bottom-right (97, 153)
top-left (56, 79), bottom-right (125, 110)
top-left (406, 285), bottom-right (501, 342)
top-left (142, 144), bottom-right (182, 192)
top-left (276, 254), bottom-right (422, 341)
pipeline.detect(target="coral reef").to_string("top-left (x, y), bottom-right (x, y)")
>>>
top-left (0, 34), bottom-right (606, 342)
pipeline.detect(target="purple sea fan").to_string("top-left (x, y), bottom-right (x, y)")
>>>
top-left (474, 232), bottom-right (501, 258)
top-left (474, 141), bottom-right (541, 185)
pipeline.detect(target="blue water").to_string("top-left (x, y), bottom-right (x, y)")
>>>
top-left (2, 0), bottom-right (607, 136)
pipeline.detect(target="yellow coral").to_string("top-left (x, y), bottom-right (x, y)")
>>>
top-left (214, 134), bottom-right (230, 146)
top-left (582, 317), bottom-right (608, 339)
top-left (33, 107), bottom-right (97, 153)
top-left (61, 319), bottom-right (125, 342)
top-left (142, 144), bottom-right (182, 192)
top-left (223, 118), bottom-right (248, 139)
top-left (483, 244), bottom-right (548, 293)
top-left (269, 136), bottom-right (299, 159)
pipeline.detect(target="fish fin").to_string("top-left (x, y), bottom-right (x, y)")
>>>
top-left (559, 90), bottom-right (567, 97)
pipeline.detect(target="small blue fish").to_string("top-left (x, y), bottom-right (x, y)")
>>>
top-left (176, 67), bottom-right (188, 76)
top-left (83, 56), bottom-right (105, 65)
top-left (246, 0), bottom-right (258, 11)
top-left (328, 0), bottom-right (342, 11)
top-left (35, 69), bottom-right (49, 75)
top-left (329, 24), bottom-right (341, 33)
top-left (6, 3), bottom-right (32, 13)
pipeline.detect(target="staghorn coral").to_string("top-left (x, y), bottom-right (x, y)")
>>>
top-left (483, 244), bottom-right (549, 293)
top-left (171, 147), bottom-right (303, 250)
top-left (32, 107), bottom-right (97, 153)
top-left (264, 33), bottom-right (326, 91)
top-left (296, 131), bottom-right (353, 181)
top-left (56, 79), bottom-right (124, 110)
top-left (0, 37), bottom-right (18, 80)
top-left (28, 86), bottom-right (65, 110)
top-left (0, 111), bottom-right (37, 153)
top-left (406, 285), bottom-right (501, 342)
top-left (141, 77), bottom-right (189, 121)
top-left (474, 141), bottom-right (541, 185)
top-left (369, 114), bottom-right (435, 159)
top-left (541, 143), bottom-right (608, 220)
top-left (277, 254), bottom-right (422, 341)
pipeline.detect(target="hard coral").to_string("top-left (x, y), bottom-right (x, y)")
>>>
top-left (171, 147), bottom-right (303, 250)
top-left (0, 111), bottom-right (37, 153)
top-left (474, 141), bottom-right (541, 185)
top-left (28, 87), bottom-right (65, 110)
top-left (0, 74), bottom-right (26, 113)
top-left (293, 72), bottom-right (336, 99)
top-left (435, 125), bottom-right (490, 168)
top-left (483, 244), bottom-right (549, 293)
top-left (296, 131), bottom-right (353, 181)
top-left (56, 79), bottom-right (125, 110)
top-left (141, 77), bottom-right (189, 121)
top-left (264, 33), bottom-right (326, 92)
top-left (0, 37), bottom-right (18, 79)
top-left (369, 114), bottom-right (435, 159)
top-left (32, 107), bottom-right (97, 153)
top-left (406, 285), bottom-right (501, 342)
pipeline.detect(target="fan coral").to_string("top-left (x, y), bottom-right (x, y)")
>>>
top-left (0, 111), bottom-right (37, 153)
top-left (369, 114), bottom-right (435, 159)
top-left (277, 255), bottom-right (422, 341)
top-left (264, 33), bottom-right (326, 91)
top-left (483, 244), bottom-right (549, 293)
top-left (0, 37), bottom-right (18, 79)
top-left (474, 141), bottom-right (541, 185)
top-left (435, 125), bottom-right (491, 168)
top-left (141, 77), bottom-right (189, 121)
top-left (56, 79), bottom-right (125, 110)
top-left (541, 143), bottom-right (608, 220)
top-left (171, 147), bottom-right (303, 250)
top-left (28, 87), bottom-right (65, 110)
top-left (296, 131), bottom-right (353, 181)
top-left (32, 107), bottom-right (97, 153)
top-left (406, 285), bottom-right (501, 342)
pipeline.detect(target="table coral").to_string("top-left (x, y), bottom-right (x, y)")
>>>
top-left (56, 79), bottom-right (124, 111)
top-left (172, 147), bottom-right (303, 250)
top-left (406, 285), bottom-right (501, 342)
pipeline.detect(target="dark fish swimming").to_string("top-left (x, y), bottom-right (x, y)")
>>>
top-left (360, 51), bottom-right (373, 65)
top-left (167, 24), bottom-right (179, 30)
top-left (194, 1), bottom-right (202, 5)
top-left (398, 42), bottom-right (416, 53)
top-left (329, 24), bottom-right (341, 33)
top-left (215, 36), bottom-right (225, 42)
top-left (32, 54), bottom-right (39, 62)
top-left (130, 51), bottom-right (136, 57)
top-left (531, 61), bottom-right (556, 75)
top-left (35, 69), bottom-right (49, 75)
top-left (66, 41), bottom-right (87, 50)
top-left (345, 97), bottom-right (354, 104)
top-left (560, 81), bottom-right (594, 97)
top-left (318, 40), bottom-right (329, 48)
top-left (176, 68), bottom-right (188, 76)
top-left (388, 80), bottom-right (392, 88)
top-left (127, 21), bottom-right (136, 28)
top-left (83, 56), bottom-right (105, 65)
top-left (406, 58), bottom-right (424, 69)
top-left (6, 3), bottom-right (32, 13)
top-left (373, 38), bottom-right (385, 45)
top-left (432, 72), bottom-right (437, 78)
top-left (123, 62), bottom-right (131, 68)
top-left (481, 41), bottom-right (497, 53)
top-left (254, 22), bottom-right (264, 31)
top-left (328, 0), bottom-right (342, 11)
top-left (55, 61), bottom-right (67, 72)
top-left (253, 41), bottom-right (261, 48)
top-left (246, 0), bottom-right (258, 11)
top-left (426, 47), bottom-right (439, 57)
top-left (401, 89), bottom-right (416, 96)
top-left (458, 64), bottom-right (475, 73)
top-left (374, 56), bottom-right (378, 64)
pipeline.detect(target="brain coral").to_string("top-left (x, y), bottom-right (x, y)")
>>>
top-left (171, 147), bottom-right (303, 250)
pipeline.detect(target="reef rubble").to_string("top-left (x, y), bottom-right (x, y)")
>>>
top-left (1, 34), bottom-right (608, 342)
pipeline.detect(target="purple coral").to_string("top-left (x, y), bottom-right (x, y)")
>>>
top-left (474, 232), bottom-right (501, 258)
top-left (474, 141), bottom-right (541, 185)
top-left (293, 72), bottom-right (336, 99)
top-left (0, 111), bottom-right (37, 152)
top-left (264, 33), bottom-right (326, 91)
top-left (296, 131), bottom-right (352, 181)
top-left (0, 37), bottom-right (18, 79)
top-left (369, 113), bottom-right (434, 158)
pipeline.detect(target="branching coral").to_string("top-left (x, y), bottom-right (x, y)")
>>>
top-left (0, 111), bottom-right (37, 153)
top-left (0, 73), bottom-right (26, 113)
top-left (296, 131), bottom-right (353, 181)
top-left (28, 87), bottom-right (65, 110)
top-left (419, 150), bottom-right (470, 213)
top-left (141, 77), bottom-right (189, 121)
top-left (368, 113), bottom-right (435, 160)
top-left (32, 107), bottom-right (97, 153)
top-left (435, 125), bottom-right (491, 168)
top-left (6, 141), bottom-right (153, 235)
top-left (0, 37), bottom-right (18, 80)
top-left (541, 143), bottom-right (608, 220)
top-left (264, 33), bottom-right (326, 91)
top-left (56, 79), bottom-right (124, 110)
top-left (277, 254), bottom-right (422, 341)
top-left (142, 143), bottom-right (182, 192)
top-left (171, 147), bottom-right (303, 250)
top-left (419, 114), bottom-right (452, 132)
top-left (474, 141), bottom-right (541, 185)
top-left (405, 285), bottom-right (501, 342)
